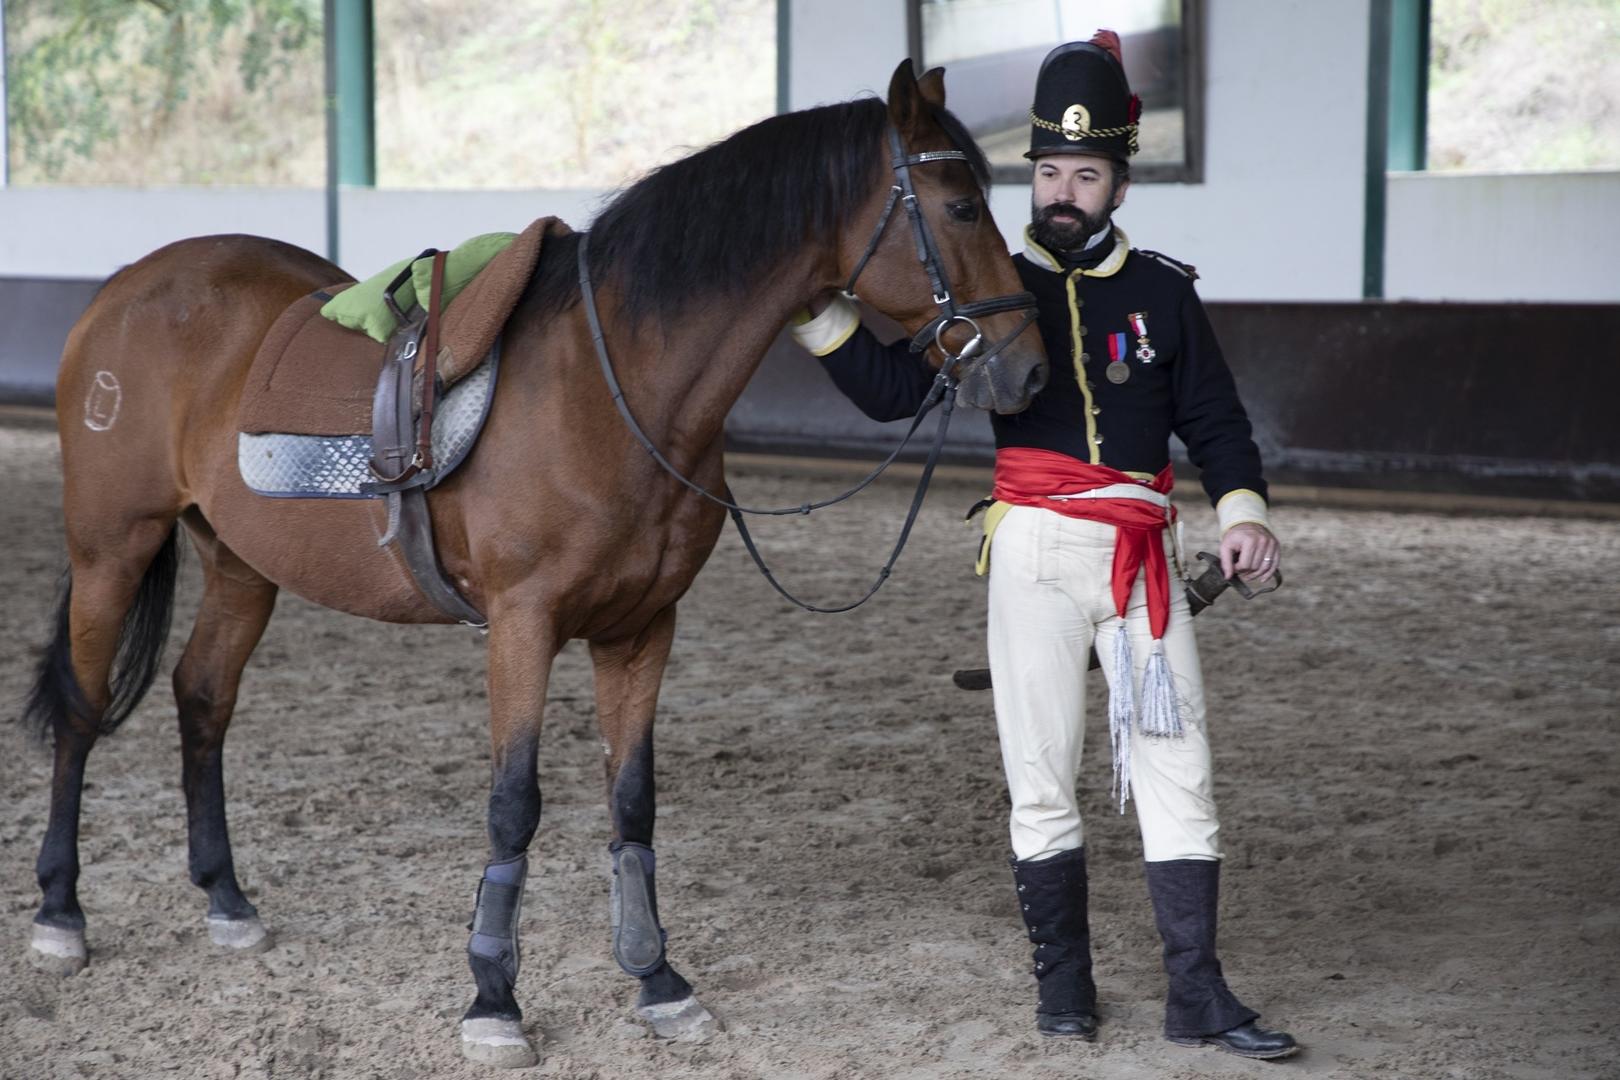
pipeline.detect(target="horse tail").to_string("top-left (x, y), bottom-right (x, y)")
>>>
top-left (23, 526), bottom-right (182, 742)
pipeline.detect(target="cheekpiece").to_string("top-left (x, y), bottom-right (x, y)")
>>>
top-left (1026, 41), bottom-right (1140, 161)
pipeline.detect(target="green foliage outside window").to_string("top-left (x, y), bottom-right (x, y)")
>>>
top-left (6, 0), bottom-right (322, 183)
top-left (3, 0), bottom-right (775, 188)
top-left (1428, 0), bottom-right (1620, 171)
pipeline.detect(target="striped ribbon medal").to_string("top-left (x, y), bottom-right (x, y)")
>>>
top-left (1128, 311), bottom-right (1156, 362)
top-left (1106, 331), bottom-right (1131, 383)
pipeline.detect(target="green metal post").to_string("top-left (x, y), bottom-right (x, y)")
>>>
top-left (1363, 0), bottom-right (1392, 300)
top-left (776, 0), bottom-right (790, 114)
top-left (1, 0), bottom-right (10, 187)
top-left (1387, 0), bottom-right (1429, 171)
top-left (332, 0), bottom-right (375, 186)
top-left (323, 0), bottom-right (374, 264)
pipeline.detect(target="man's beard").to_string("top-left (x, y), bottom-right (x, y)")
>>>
top-left (1030, 199), bottom-right (1112, 253)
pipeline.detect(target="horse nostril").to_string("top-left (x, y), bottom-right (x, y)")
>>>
top-left (1023, 363), bottom-right (1047, 398)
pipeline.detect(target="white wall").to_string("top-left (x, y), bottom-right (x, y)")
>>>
top-left (2, 0), bottom-right (1617, 303)
top-left (1386, 170), bottom-right (1620, 302)
top-left (0, 187), bottom-right (324, 278)
top-left (1113, 0), bottom-right (1371, 301)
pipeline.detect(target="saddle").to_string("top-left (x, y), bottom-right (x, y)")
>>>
top-left (236, 216), bottom-right (572, 625)
top-left (239, 216), bottom-right (564, 437)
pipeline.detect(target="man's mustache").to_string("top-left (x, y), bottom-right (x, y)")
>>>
top-left (1039, 203), bottom-right (1081, 219)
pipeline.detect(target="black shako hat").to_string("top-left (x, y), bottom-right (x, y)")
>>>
top-left (1026, 34), bottom-right (1141, 161)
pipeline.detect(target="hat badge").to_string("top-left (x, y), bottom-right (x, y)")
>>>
top-left (1060, 104), bottom-right (1091, 141)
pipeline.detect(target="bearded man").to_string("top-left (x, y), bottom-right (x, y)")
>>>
top-left (789, 34), bottom-right (1299, 1061)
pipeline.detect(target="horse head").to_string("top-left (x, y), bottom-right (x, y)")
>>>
top-left (839, 61), bottom-right (1049, 415)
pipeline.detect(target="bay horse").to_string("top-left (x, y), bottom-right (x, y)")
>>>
top-left (21, 61), bottom-right (1047, 1067)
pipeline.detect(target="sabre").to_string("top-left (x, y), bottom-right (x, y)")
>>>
top-left (950, 552), bottom-right (1281, 691)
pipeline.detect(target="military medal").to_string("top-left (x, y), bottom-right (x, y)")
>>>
top-left (1127, 312), bottom-right (1156, 362)
top-left (1105, 332), bottom-right (1131, 383)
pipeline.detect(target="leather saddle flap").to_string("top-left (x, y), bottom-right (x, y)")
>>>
top-left (238, 282), bottom-right (383, 437)
top-left (437, 215), bottom-right (569, 385)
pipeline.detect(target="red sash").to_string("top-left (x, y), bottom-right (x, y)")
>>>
top-left (992, 447), bottom-right (1176, 638)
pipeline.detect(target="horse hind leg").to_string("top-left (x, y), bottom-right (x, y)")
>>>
top-left (172, 513), bottom-right (278, 954)
top-left (26, 517), bottom-right (183, 975)
top-left (590, 605), bottom-right (721, 1042)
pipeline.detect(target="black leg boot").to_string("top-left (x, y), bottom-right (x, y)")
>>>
top-left (1009, 847), bottom-right (1098, 1040)
top-left (1144, 859), bottom-right (1298, 1060)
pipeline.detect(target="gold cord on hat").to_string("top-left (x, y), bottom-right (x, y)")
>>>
top-left (1029, 109), bottom-right (1140, 156)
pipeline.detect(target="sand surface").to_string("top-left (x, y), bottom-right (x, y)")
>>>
top-left (1, 421), bottom-right (1617, 1080)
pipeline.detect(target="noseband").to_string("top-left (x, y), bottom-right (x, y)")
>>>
top-left (842, 126), bottom-right (1038, 372)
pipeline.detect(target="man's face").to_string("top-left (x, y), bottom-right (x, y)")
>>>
top-left (1029, 154), bottom-right (1129, 251)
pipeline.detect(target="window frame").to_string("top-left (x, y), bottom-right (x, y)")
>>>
top-left (907, 0), bottom-right (1206, 185)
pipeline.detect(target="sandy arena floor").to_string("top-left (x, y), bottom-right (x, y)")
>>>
top-left (1, 419), bottom-right (1617, 1080)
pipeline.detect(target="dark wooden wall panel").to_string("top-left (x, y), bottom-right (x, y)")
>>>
top-left (4, 278), bottom-right (1616, 500)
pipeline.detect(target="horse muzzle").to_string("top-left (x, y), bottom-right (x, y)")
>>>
top-left (956, 347), bottom-right (1048, 414)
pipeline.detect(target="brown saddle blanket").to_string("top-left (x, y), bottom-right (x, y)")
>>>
top-left (238, 216), bottom-right (568, 437)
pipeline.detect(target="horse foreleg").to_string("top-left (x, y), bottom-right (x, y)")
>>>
top-left (173, 518), bottom-right (278, 953)
top-left (590, 604), bottom-right (721, 1042)
top-left (459, 609), bottom-right (555, 1069)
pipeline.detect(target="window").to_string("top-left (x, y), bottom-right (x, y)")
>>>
top-left (3, 0), bottom-right (324, 185)
top-left (1, 0), bottom-right (778, 189)
top-left (910, 0), bottom-right (1203, 183)
top-left (1425, 0), bottom-right (1620, 171)
top-left (372, 0), bottom-right (778, 189)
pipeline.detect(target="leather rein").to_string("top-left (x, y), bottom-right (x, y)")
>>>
top-left (578, 125), bottom-right (1038, 613)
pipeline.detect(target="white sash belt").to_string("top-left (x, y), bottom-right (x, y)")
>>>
top-left (1046, 483), bottom-right (1171, 508)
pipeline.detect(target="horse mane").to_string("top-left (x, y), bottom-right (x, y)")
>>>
top-left (524, 97), bottom-right (989, 328)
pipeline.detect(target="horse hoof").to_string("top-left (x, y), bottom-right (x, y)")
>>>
top-left (28, 924), bottom-right (88, 976)
top-left (636, 995), bottom-right (722, 1042)
top-left (207, 915), bottom-right (271, 953)
top-left (460, 1018), bottom-right (539, 1068)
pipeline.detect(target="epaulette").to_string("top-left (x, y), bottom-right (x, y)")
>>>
top-left (1135, 249), bottom-right (1199, 281)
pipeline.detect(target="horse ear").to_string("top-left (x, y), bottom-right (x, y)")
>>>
top-left (917, 67), bottom-right (947, 110)
top-left (887, 58), bottom-right (921, 131)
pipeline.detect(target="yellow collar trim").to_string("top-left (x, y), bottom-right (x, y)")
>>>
top-left (1021, 226), bottom-right (1131, 278)
top-left (1022, 227), bottom-right (1064, 272)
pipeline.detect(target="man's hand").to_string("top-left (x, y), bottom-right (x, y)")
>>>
top-left (1219, 522), bottom-right (1280, 584)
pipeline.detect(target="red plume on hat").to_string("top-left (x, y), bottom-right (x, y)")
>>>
top-left (1089, 29), bottom-right (1124, 65)
top-left (1090, 30), bottom-right (1143, 124)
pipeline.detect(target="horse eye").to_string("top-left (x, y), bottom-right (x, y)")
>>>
top-left (946, 200), bottom-right (979, 223)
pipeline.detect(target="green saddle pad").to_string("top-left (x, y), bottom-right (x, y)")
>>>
top-left (321, 230), bottom-right (518, 342)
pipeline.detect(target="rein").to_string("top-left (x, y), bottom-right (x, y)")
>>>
top-left (577, 124), bottom-right (1037, 613)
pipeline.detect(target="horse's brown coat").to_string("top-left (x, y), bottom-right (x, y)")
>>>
top-left (35, 64), bottom-right (1050, 1052)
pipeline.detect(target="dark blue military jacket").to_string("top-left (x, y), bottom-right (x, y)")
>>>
top-left (816, 228), bottom-right (1268, 509)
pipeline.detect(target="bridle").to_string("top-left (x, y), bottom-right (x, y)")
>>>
top-left (578, 123), bottom-right (1040, 613)
top-left (843, 125), bottom-right (1038, 368)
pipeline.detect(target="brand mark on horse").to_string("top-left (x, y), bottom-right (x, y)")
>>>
top-left (84, 371), bottom-right (122, 431)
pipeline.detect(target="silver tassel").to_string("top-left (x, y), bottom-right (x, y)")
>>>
top-left (1139, 639), bottom-right (1184, 739)
top-left (1109, 629), bottom-right (1136, 814)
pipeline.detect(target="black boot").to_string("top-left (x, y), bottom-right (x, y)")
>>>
top-left (1009, 847), bottom-right (1098, 1040)
top-left (1144, 859), bottom-right (1298, 1059)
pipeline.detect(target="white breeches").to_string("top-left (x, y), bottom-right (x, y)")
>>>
top-left (987, 505), bottom-right (1221, 863)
